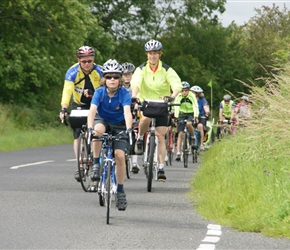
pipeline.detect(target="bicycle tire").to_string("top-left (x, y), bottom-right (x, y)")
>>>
top-left (192, 149), bottom-right (198, 163)
top-left (125, 153), bottom-right (131, 179)
top-left (77, 134), bottom-right (91, 192)
top-left (147, 135), bottom-right (155, 192)
top-left (182, 133), bottom-right (188, 168)
top-left (106, 161), bottom-right (112, 224)
top-left (98, 161), bottom-right (105, 207)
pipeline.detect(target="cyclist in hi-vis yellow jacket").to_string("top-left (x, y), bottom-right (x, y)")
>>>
top-left (131, 39), bottom-right (182, 181)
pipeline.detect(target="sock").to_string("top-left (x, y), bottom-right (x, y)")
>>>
top-left (137, 135), bottom-right (144, 140)
top-left (117, 184), bottom-right (124, 193)
top-left (93, 158), bottom-right (99, 165)
top-left (158, 164), bottom-right (164, 170)
top-left (177, 152), bottom-right (181, 155)
top-left (132, 155), bottom-right (138, 163)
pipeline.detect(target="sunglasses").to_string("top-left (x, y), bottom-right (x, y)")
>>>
top-left (104, 75), bottom-right (121, 80)
top-left (80, 60), bottom-right (93, 64)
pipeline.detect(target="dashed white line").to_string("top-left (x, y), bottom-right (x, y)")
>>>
top-left (196, 224), bottom-right (222, 250)
top-left (10, 160), bottom-right (54, 169)
top-left (66, 159), bottom-right (76, 162)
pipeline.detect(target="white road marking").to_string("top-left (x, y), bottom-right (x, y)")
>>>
top-left (196, 224), bottom-right (222, 250)
top-left (10, 161), bottom-right (54, 169)
top-left (197, 244), bottom-right (216, 250)
top-left (67, 159), bottom-right (76, 162)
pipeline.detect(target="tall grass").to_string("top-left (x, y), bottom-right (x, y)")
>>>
top-left (190, 64), bottom-right (290, 238)
top-left (0, 105), bottom-right (71, 151)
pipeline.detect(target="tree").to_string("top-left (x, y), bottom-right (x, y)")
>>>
top-left (242, 4), bottom-right (290, 80)
top-left (0, 0), bottom-right (113, 108)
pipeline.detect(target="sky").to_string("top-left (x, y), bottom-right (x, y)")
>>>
top-left (219, 0), bottom-right (290, 26)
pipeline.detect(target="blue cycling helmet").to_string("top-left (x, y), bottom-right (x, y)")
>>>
top-left (144, 39), bottom-right (163, 51)
top-left (182, 81), bottom-right (190, 89)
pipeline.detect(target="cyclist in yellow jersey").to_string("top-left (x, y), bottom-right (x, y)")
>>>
top-left (131, 39), bottom-right (182, 181)
top-left (217, 94), bottom-right (236, 137)
top-left (59, 46), bottom-right (102, 181)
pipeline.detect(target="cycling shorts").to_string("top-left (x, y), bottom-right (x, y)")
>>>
top-left (94, 116), bottom-right (129, 153)
top-left (177, 113), bottom-right (194, 132)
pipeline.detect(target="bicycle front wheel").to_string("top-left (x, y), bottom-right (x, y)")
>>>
top-left (182, 133), bottom-right (188, 168)
top-left (147, 135), bottom-right (155, 192)
top-left (125, 153), bottom-right (131, 179)
top-left (106, 161), bottom-right (112, 224)
top-left (77, 135), bottom-right (92, 192)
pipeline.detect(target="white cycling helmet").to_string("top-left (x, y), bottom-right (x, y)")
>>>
top-left (144, 39), bottom-right (163, 51)
top-left (223, 94), bottom-right (231, 101)
top-left (190, 85), bottom-right (203, 93)
top-left (122, 62), bottom-right (135, 73)
top-left (241, 96), bottom-right (249, 102)
top-left (102, 59), bottom-right (123, 75)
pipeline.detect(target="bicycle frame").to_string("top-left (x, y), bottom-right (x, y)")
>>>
top-left (143, 118), bottom-right (159, 181)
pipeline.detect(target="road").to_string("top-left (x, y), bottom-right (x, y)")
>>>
top-left (0, 145), bottom-right (289, 249)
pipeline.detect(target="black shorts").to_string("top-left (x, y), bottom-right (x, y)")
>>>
top-left (155, 115), bottom-right (169, 127)
top-left (177, 113), bottom-right (194, 132)
top-left (94, 116), bottom-right (129, 153)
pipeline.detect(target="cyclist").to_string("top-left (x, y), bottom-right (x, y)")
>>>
top-left (190, 85), bottom-right (210, 150)
top-left (59, 46), bottom-right (102, 181)
top-left (121, 62), bottom-right (140, 173)
top-left (235, 96), bottom-right (251, 118)
top-left (131, 39), bottom-right (182, 181)
top-left (174, 82), bottom-right (199, 161)
top-left (87, 59), bottom-right (132, 211)
top-left (217, 94), bottom-right (236, 137)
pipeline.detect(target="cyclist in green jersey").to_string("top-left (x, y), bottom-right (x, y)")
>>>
top-left (217, 94), bottom-right (236, 137)
top-left (131, 39), bottom-right (182, 181)
top-left (174, 82), bottom-right (199, 161)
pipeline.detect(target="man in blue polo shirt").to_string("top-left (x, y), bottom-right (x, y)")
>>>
top-left (87, 59), bottom-right (132, 211)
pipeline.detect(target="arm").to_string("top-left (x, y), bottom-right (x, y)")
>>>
top-left (124, 105), bottom-right (133, 130)
top-left (87, 104), bottom-right (97, 129)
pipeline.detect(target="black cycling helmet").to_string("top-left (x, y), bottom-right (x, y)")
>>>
top-left (223, 94), bottom-right (231, 101)
top-left (122, 62), bottom-right (135, 73)
top-left (77, 46), bottom-right (95, 57)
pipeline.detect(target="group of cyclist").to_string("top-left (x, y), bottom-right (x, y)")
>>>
top-left (216, 94), bottom-right (251, 137)
top-left (59, 39), bottom-right (250, 211)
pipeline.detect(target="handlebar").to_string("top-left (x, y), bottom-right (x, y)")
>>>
top-left (61, 108), bottom-right (69, 126)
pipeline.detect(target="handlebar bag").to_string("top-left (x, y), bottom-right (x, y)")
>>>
top-left (69, 108), bottom-right (90, 129)
top-left (142, 100), bottom-right (168, 118)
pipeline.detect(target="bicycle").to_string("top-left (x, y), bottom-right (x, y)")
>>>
top-left (140, 98), bottom-right (178, 192)
top-left (88, 130), bottom-right (131, 224)
top-left (76, 124), bottom-right (94, 192)
top-left (180, 118), bottom-right (195, 168)
top-left (217, 119), bottom-right (233, 140)
top-left (165, 109), bottom-right (177, 166)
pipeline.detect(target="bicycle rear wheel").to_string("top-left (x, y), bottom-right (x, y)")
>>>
top-left (106, 161), bottom-right (112, 224)
top-left (147, 135), bottom-right (155, 192)
top-left (182, 133), bottom-right (188, 168)
top-left (77, 134), bottom-right (92, 192)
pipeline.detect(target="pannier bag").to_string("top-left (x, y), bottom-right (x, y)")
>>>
top-left (142, 99), bottom-right (168, 118)
top-left (69, 108), bottom-right (90, 129)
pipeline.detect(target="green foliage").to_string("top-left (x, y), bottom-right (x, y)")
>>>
top-left (242, 5), bottom-right (290, 80)
top-left (0, 0), bottom-right (113, 109)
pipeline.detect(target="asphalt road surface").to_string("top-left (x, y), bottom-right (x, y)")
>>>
top-left (0, 145), bottom-right (289, 249)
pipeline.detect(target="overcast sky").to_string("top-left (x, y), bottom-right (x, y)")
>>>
top-left (219, 0), bottom-right (290, 26)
